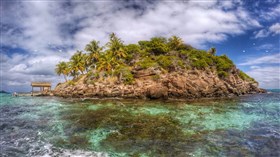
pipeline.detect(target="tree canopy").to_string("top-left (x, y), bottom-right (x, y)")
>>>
top-left (55, 33), bottom-right (254, 84)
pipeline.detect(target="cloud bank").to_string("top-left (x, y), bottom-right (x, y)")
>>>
top-left (239, 53), bottom-right (280, 66)
top-left (254, 22), bottom-right (280, 38)
top-left (0, 0), bottom-right (279, 91)
top-left (239, 53), bottom-right (280, 89)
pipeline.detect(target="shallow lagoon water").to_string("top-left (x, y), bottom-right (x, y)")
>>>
top-left (0, 92), bottom-right (279, 156)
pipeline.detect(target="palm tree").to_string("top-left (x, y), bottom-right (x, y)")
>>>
top-left (106, 33), bottom-right (127, 59)
top-left (208, 47), bottom-right (216, 56)
top-left (85, 40), bottom-right (102, 69)
top-left (55, 61), bottom-right (70, 82)
top-left (168, 36), bottom-right (184, 50)
top-left (70, 51), bottom-right (87, 75)
top-left (97, 52), bottom-right (119, 73)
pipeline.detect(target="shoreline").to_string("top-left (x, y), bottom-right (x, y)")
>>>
top-left (20, 92), bottom-right (269, 104)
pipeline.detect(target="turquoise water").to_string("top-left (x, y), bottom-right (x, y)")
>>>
top-left (0, 92), bottom-right (279, 156)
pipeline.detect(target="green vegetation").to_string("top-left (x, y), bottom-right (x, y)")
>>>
top-left (55, 33), bottom-right (253, 83)
top-left (136, 56), bottom-right (158, 69)
top-left (114, 65), bottom-right (134, 84)
top-left (214, 55), bottom-right (234, 78)
top-left (63, 106), bottom-right (193, 155)
top-left (239, 70), bottom-right (256, 82)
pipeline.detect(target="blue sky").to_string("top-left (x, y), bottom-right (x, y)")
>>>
top-left (0, 0), bottom-right (279, 92)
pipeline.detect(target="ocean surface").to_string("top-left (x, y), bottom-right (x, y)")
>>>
top-left (0, 91), bottom-right (279, 157)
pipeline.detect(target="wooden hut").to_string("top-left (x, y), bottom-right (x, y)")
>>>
top-left (31, 82), bottom-right (51, 94)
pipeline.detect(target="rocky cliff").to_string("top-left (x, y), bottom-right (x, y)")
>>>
top-left (54, 67), bottom-right (265, 99)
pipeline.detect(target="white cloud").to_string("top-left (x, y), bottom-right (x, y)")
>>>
top-left (269, 23), bottom-right (280, 34)
top-left (239, 53), bottom-right (280, 89)
top-left (253, 29), bottom-right (270, 38)
top-left (250, 66), bottom-right (260, 69)
top-left (259, 4), bottom-right (280, 21)
top-left (1, 0), bottom-right (261, 49)
top-left (219, 1), bottom-right (234, 9)
top-left (9, 55), bottom-right (64, 75)
top-left (239, 53), bottom-right (280, 66)
top-left (254, 22), bottom-right (280, 38)
top-left (9, 64), bottom-right (28, 72)
top-left (1, 53), bottom-right (66, 92)
top-left (0, 53), bottom-right (9, 63)
top-left (247, 66), bottom-right (280, 89)
top-left (0, 0), bottom-right (272, 92)
top-left (254, 43), bottom-right (279, 53)
top-left (255, 43), bottom-right (274, 50)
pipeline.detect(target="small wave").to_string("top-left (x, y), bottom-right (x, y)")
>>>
top-left (31, 143), bottom-right (108, 157)
top-left (242, 102), bottom-right (253, 108)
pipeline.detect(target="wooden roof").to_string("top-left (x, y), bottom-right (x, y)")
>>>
top-left (31, 82), bottom-right (51, 87)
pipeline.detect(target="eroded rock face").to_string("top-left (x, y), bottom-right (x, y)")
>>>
top-left (146, 84), bottom-right (168, 99)
top-left (54, 69), bottom-right (265, 99)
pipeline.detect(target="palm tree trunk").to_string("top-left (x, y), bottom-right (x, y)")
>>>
top-left (63, 75), bottom-right (68, 82)
top-left (119, 72), bottom-right (123, 82)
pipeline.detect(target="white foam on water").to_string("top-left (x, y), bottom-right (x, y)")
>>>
top-left (241, 102), bottom-right (254, 108)
top-left (31, 143), bottom-right (108, 157)
top-left (131, 106), bottom-right (171, 115)
top-left (88, 128), bottom-right (114, 150)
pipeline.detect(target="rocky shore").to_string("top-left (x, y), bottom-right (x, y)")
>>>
top-left (54, 68), bottom-right (265, 99)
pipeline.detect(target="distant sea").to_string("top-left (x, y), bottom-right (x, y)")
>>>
top-left (267, 89), bottom-right (280, 93)
top-left (0, 91), bottom-right (279, 156)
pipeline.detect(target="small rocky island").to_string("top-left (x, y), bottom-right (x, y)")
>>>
top-left (54, 34), bottom-right (265, 99)
top-left (0, 90), bottom-right (8, 94)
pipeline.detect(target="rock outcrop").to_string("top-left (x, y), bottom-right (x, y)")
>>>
top-left (54, 68), bottom-right (265, 99)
